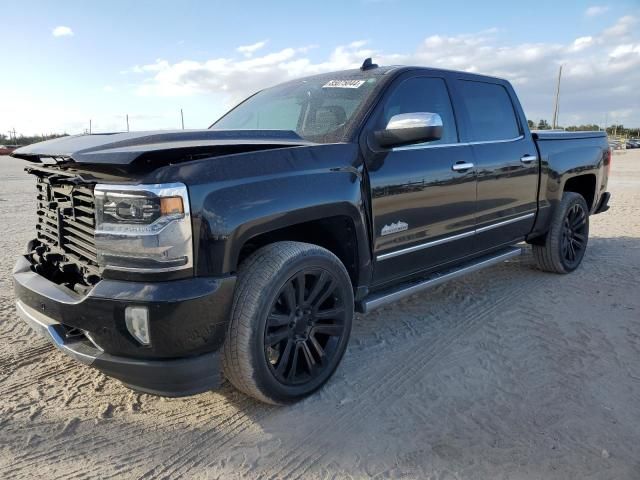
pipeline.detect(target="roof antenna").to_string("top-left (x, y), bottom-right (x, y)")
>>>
top-left (360, 57), bottom-right (378, 71)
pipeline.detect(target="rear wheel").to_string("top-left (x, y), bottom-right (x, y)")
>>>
top-left (532, 192), bottom-right (590, 273)
top-left (223, 241), bottom-right (353, 405)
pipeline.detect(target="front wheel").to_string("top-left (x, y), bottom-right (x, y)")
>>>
top-left (532, 192), bottom-right (590, 273)
top-left (223, 241), bottom-right (354, 405)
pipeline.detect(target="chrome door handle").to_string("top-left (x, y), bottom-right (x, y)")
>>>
top-left (452, 162), bottom-right (474, 171)
top-left (520, 154), bottom-right (537, 163)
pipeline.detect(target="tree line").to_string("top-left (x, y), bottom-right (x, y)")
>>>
top-left (0, 133), bottom-right (68, 146)
top-left (528, 120), bottom-right (639, 137)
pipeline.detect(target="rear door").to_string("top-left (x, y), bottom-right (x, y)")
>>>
top-left (454, 79), bottom-right (539, 252)
top-left (363, 73), bottom-right (477, 286)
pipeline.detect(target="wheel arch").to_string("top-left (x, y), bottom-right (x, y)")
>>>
top-left (562, 173), bottom-right (597, 210)
top-left (235, 211), bottom-right (367, 292)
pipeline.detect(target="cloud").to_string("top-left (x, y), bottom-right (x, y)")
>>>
top-left (130, 40), bottom-right (375, 99)
top-left (237, 40), bottom-right (268, 57)
top-left (603, 15), bottom-right (637, 37)
top-left (568, 36), bottom-right (594, 52)
top-left (585, 5), bottom-right (609, 17)
top-left (129, 59), bottom-right (170, 74)
top-left (124, 17), bottom-right (640, 126)
top-left (52, 26), bottom-right (73, 37)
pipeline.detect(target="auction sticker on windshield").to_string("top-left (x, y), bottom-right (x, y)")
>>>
top-left (322, 80), bottom-right (366, 89)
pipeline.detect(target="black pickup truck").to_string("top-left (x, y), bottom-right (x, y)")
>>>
top-left (12, 60), bottom-right (611, 404)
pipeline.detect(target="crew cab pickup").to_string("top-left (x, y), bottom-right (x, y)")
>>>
top-left (12, 60), bottom-right (611, 404)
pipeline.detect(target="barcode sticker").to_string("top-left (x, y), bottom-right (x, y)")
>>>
top-left (322, 80), bottom-right (366, 89)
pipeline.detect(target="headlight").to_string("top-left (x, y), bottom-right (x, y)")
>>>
top-left (94, 183), bottom-right (193, 273)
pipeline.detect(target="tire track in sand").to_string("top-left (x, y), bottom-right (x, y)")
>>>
top-left (0, 342), bottom-right (55, 379)
top-left (260, 264), bottom-right (545, 480)
top-left (134, 392), bottom-right (273, 480)
top-left (152, 260), bottom-right (543, 479)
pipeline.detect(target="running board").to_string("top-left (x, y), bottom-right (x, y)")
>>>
top-left (361, 247), bottom-right (523, 313)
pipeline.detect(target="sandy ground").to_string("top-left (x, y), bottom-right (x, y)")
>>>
top-left (0, 151), bottom-right (639, 479)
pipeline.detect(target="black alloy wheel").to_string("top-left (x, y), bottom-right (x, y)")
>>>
top-left (264, 269), bottom-right (347, 386)
top-left (561, 203), bottom-right (588, 267)
top-left (223, 241), bottom-right (354, 404)
top-left (531, 192), bottom-right (590, 274)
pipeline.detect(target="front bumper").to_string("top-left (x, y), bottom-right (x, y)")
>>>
top-left (13, 255), bottom-right (236, 396)
top-left (16, 300), bottom-right (221, 396)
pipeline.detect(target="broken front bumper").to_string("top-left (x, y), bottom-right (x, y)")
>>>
top-left (13, 254), bottom-right (236, 396)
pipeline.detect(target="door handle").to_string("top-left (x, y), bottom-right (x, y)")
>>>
top-left (452, 161), bottom-right (474, 172)
top-left (520, 154), bottom-right (537, 163)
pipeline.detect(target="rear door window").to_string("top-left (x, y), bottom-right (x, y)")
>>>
top-left (457, 80), bottom-right (521, 142)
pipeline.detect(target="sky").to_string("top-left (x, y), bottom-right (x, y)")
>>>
top-left (1, 0), bottom-right (639, 136)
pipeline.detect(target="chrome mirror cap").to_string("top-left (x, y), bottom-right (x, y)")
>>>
top-left (375, 112), bottom-right (443, 148)
top-left (386, 112), bottom-right (443, 130)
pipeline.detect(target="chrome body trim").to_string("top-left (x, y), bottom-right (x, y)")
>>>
top-left (393, 135), bottom-right (525, 152)
top-left (364, 247), bottom-right (523, 312)
top-left (393, 142), bottom-right (465, 151)
top-left (377, 230), bottom-right (475, 261)
top-left (377, 212), bottom-right (535, 261)
top-left (474, 212), bottom-right (535, 234)
top-left (468, 135), bottom-right (524, 146)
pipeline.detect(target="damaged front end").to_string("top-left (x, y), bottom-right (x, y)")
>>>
top-left (26, 164), bottom-right (102, 294)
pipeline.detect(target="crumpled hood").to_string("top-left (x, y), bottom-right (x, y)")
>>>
top-left (11, 129), bottom-right (315, 165)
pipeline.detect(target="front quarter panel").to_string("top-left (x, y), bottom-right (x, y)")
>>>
top-left (148, 144), bottom-right (370, 278)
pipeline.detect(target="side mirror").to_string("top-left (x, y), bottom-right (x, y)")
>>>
top-left (374, 112), bottom-right (443, 148)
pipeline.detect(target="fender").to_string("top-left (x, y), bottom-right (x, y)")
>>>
top-left (148, 143), bottom-right (372, 286)
top-left (530, 135), bottom-right (608, 238)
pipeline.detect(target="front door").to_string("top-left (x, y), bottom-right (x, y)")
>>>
top-left (364, 75), bottom-right (477, 286)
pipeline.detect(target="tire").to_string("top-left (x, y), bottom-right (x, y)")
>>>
top-left (223, 241), bottom-right (354, 405)
top-left (532, 192), bottom-right (590, 274)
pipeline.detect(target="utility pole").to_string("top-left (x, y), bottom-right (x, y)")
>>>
top-left (551, 64), bottom-right (563, 130)
top-left (89, 119), bottom-right (92, 134)
top-left (126, 114), bottom-right (130, 132)
top-left (180, 108), bottom-right (185, 130)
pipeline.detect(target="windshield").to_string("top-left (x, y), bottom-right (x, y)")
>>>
top-left (210, 75), bottom-right (380, 143)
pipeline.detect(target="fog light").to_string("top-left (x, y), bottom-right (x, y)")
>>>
top-left (125, 306), bottom-right (150, 345)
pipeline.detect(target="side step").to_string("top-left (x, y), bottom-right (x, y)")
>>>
top-left (360, 246), bottom-right (523, 313)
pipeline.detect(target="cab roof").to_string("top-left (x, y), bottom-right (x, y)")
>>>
top-left (284, 64), bottom-right (509, 88)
